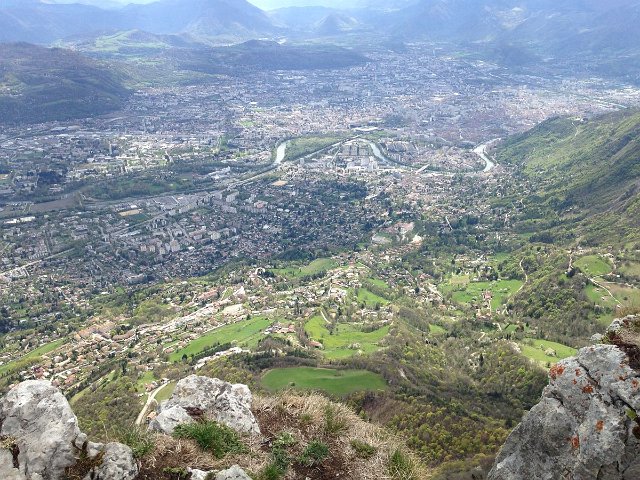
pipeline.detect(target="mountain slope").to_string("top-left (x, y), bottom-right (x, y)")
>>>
top-left (63, 29), bottom-right (203, 58)
top-left (0, 0), bottom-right (119, 43)
top-left (496, 109), bottom-right (640, 244)
top-left (167, 40), bottom-right (368, 75)
top-left (0, 0), bottom-right (277, 43)
top-left (121, 0), bottom-right (276, 38)
top-left (0, 43), bottom-right (129, 124)
top-left (376, 0), bottom-right (640, 77)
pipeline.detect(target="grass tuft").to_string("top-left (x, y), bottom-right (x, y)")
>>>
top-left (299, 440), bottom-right (329, 466)
top-left (324, 404), bottom-right (348, 436)
top-left (350, 439), bottom-right (377, 459)
top-left (173, 421), bottom-right (246, 459)
top-left (118, 426), bottom-right (156, 459)
top-left (389, 449), bottom-right (418, 480)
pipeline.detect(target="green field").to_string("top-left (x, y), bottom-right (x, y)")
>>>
top-left (169, 317), bottom-right (271, 362)
top-left (585, 282), bottom-right (640, 310)
top-left (619, 261), bottom-right (640, 277)
top-left (605, 282), bottom-right (640, 308)
top-left (271, 258), bottom-right (337, 279)
top-left (284, 135), bottom-right (345, 161)
top-left (585, 284), bottom-right (618, 308)
top-left (0, 339), bottom-right (64, 376)
top-left (355, 288), bottom-right (389, 308)
top-left (155, 381), bottom-right (176, 402)
top-left (305, 315), bottom-right (389, 359)
top-left (518, 339), bottom-right (577, 366)
top-left (136, 370), bottom-right (157, 391)
top-left (366, 277), bottom-right (390, 290)
top-left (261, 367), bottom-right (386, 396)
top-left (429, 324), bottom-right (446, 334)
top-left (574, 255), bottom-right (612, 276)
top-left (441, 279), bottom-right (523, 310)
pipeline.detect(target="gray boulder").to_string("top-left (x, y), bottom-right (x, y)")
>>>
top-left (189, 468), bottom-right (212, 480)
top-left (0, 449), bottom-right (27, 480)
top-left (84, 443), bottom-right (138, 480)
top-left (0, 380), bottom-right (137, 480)
top-left (150, 375), bottom-right (260, 435)
top-left (489, 325), bottom-right (640, 480)
top-left (149, 404), bottom-right (195, 435)
top-left (0, 380), bottom-right (81, 479)
top-left (215, 465), bottom-right (252, 480)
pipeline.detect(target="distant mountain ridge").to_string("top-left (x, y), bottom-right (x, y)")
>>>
top-left (381, 1), bottom-right (640, 56)
top-left (167, 39), bottom-right (368, 75)
top-left (0, 0), bottom-right (277, 43)
top-left (119, 0), bottom-right (275, 37)
top-left (3, 0), bottom-right (640, 81)
top-left (0, 43), bottom-right (129, 124)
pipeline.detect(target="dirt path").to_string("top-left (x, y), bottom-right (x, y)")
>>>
top-left (135, 382), bottom-right (167, 426)
top-left (516, 259), bottom-right (529, 294)
top-left (589, 278), bottom-right (622, 306)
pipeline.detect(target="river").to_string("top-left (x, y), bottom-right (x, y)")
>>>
top-left (274, 141), bottom-right (288, 166)
top-left (473, 140), bottom-right (499, 172)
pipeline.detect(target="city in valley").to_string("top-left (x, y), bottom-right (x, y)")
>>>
top-left (2, 2), bottom-right (640, 478)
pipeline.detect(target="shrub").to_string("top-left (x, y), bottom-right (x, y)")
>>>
top-left (118, 426), bottom-right (155, 459)
top-left (299, 440), bottom-right (329, 467)
top-left (389, 449), bottom-right (418, 480)
top-left (323, 405), bottom-right (347, 436)
top-left (299, 413), bottom-right (313, 426)
top-left (256, 463), bottom-right (283, 480)
top-left (350, 439), bottom-right (377, 459)
top-left (269, 431), bottom-right (297, 476)
top-left (273, 431), bottom-right (296, 449)
top-left (173, 421), bottom-right (246, 459)
top-left (162, 467), bottom-right (190, 480)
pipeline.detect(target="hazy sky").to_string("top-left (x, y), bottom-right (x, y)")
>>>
top-left (248, 0), bottom-right (366, 8)
top-left (49, 0), bottom-right (373, 8)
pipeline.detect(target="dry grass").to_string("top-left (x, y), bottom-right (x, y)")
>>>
top-left (137, 432), bottom-right (269, 479)
top-left (253, 391), bottom-right (429, 480)
top-left (136, 391), bottom-right (428, 479)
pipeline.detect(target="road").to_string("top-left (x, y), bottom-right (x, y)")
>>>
top-left (516, 259), bottom-right (529, 294)
top-left (135, 382), bottom-right (167, 426)
top-left (589, 278), bottom-right (621, 306)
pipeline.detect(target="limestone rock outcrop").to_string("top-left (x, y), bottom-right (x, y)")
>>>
top-left (489, 316), bottom-right (640, 480)
top-left (149, 375), bottom-right (260, 435)
top-left (0, 380), bottom-right (137, 480)
top-left (87, 442), bottom-right (139, 480)
top-left (188, 465), bottom-right (251, 480)
top-left (215, 464), bottom-right (252, 480)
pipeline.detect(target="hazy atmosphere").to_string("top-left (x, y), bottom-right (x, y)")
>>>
top-left (1, 1), bottom-right (640, 480)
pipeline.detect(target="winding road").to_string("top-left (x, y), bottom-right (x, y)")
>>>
top-left (135, 382), bottom-right (168, 426)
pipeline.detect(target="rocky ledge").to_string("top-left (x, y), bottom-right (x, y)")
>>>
top-left (489, 315), bottom-right (640, 480)
top-left (0, 379), bottom-right (137, 480)
top-left (0, 376), bottom-right (254, 480)
top-left (149, 375), bottom-right (260, 436)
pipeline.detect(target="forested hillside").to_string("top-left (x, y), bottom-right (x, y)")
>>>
top-left (496, 110), bottom-right (640, 244)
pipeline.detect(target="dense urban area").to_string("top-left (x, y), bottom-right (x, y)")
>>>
top-left (3, 3), bottom-right (640, 477)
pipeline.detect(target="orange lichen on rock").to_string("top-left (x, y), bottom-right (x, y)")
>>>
top-left (582, 384), bottom-right (595, 394)
top-left (596, 420), bottom-right (604, 432)
top-left (550, 364), bottom-right (565, 380)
